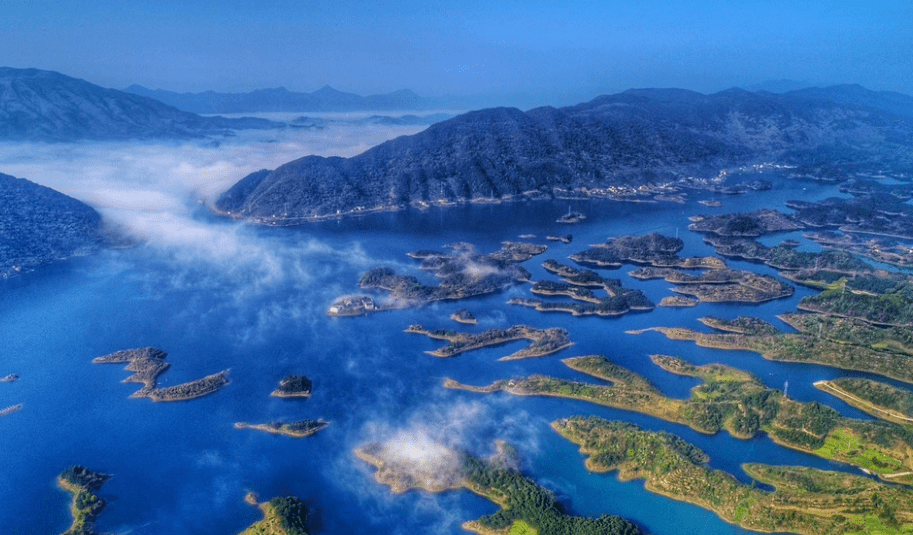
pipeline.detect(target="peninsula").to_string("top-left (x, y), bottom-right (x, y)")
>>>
top-left (815, 378), bottom-right (913, 428)
top-left (633, 314), bottom-right (913, 384)
top-left (554, 417), bottom-right (913, 535)
top-left (447, 354), bottom-right (913, 483)
top-left (93, 347), bottom-right (230, 402)
top-left (235, 419), bottom-right (329, 438)
top-left (406, 324), bottom-right (572, 360)
top-left (355, 438), bottom-right (643, 535)
top-left (57, 466), bottom-right (111, 535)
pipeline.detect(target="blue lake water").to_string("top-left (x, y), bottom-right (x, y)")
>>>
top-left (0, 180), bottom-right (897, 535)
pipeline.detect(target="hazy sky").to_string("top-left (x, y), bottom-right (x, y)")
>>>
top-left (2, 0), bottom-right (911, 106)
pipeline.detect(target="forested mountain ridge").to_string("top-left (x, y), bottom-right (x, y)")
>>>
top-left (215, 86), bottom-right (913, 224)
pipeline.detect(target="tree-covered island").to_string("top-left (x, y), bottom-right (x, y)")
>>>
top-left (406, 324), bottom-right (573, 360)
top-left (554, 417), bottom-right (913, 535)
top-left (93, 347), bottom-right (230, 401)
top-left (447, 354), bottom-right (913, 483)
top-left (57, 466), bottom-right (111, 535)
top-left (355, 439), bottom-right (643, 535)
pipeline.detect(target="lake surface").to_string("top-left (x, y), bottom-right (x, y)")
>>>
top-left (0, 178), bottom-right (893, 535)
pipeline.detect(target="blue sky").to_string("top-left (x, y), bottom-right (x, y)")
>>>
top-left (2, 0), bottom-right (910, 106)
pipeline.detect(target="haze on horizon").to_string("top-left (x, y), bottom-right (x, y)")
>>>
top-left (2, 0), bottom-right (911, 109)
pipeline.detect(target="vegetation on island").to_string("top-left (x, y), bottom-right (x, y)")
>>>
top-left (703, 236), bottom-right (874, 276)
top-left (240, 495), bottom-right (310, 535)
top-left (687, 209), bottom-right (803, 237)
top-left (788, 192), bottom-right (913, 240)
top-left (805, 231), bottom-right (913, 269)
top-left (816, 378), bottom-right (913, 428)
top-left (446, 354), bottom-right (913, 483)
top-left (1, 373), bottom-right (19, 382)
top-left (235, 419), bottom-right (329, 438)
top-left (355, 440), bottom-right (643, 535)
top-left (271, 375), bottom-right (313, 398)
top-left (57, 466), bottom-right (112, 535)
top-left (511, 260), bottom-right (654, 317)
top-left (0, 403), bottom-right (22, 417)
top-left (629, 266), bottom-right (794, 303)
top-left (451, 308), bottom-right (478, 324)
top-left (797, 273), bottom-right (913, 326)
top-left (406, 324), bottom-right (572, 360)
top-left (635, 313), bottom-right (913, 384)
top-left (554, 416), bottom-right (913, 535)
top-left (93, 347), bottom-right (230, 402)
top-left (569, 233), bottom-right (723, 269)
top-left (328, 242), bottom-right (546, 315)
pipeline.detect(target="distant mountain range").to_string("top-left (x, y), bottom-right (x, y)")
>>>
top-left (124, 84), bottom-right (429, 114)
top-left (0, 67), bottom-right (278, 141)
top-left (0, 172), bottom-right (115, 277)
top-left (215, 85), bottom-right (913, 223)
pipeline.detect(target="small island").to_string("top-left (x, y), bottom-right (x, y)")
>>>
top-left (57, 466), bottom-right (111, 535)
top-left (0, 403), bottom-right (23, 417)
top-left (1, 374), bottom-right (19, 382)
top-left (93, 347), bottom-right (230, 402)
top-left (546, 233), bottom-right (573, 243)
top-left (406, 324), bottom-right (572, 361)
top-left (557, 210), bottom-right (586, 223)
top-left (235, 419), bottom-right (329, 438)
top-left (688, 208), bottom-right (803, 237)
top-left (271, 375), bottom-right (313, 398)
top-left (659, 296), bottom-right (698, 307)
top-left (569, 233), bottom-right (725, 269)
top-left (554, 416), bottom-right (913, 535)
top-left (355, 437), bottom-right (643, 535)
top-left (450, 309), bottom-right (477, 324)
top-left (239, 494), bottom-right (311, 535)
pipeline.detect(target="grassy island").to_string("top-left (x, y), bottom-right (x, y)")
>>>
top-left (634, 313), bottom-right (913, 385)
top-left (355, 439), bottom-right (643, 535)
top-left (57, 466), bottom-right (111, 535)
top-left (406, 324), bottom-right (572, 360)
top-left (569, 233), bottom-right (724, 269)
top-left (446, 354), bottom-right (913, 483)
top-left (816, 379), bottom-right (913, 428)
top-left (93, 347), bottom-right (230, 401)
top-left (235, 419), bottom-right (329, 438)
top-left (271, 375), bottom-right (313, 398)
top-left (797, 274), bottom-right (913, 326)
top-left (240, 495), bottom-right (311, 535)
top-left (630, 267), bottom-right (794, 303)
top-left (554, 416), bottom-right (913, 535)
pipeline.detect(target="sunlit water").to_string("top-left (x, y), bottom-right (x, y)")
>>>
top-left (0, 180), bottom-right (898, 535)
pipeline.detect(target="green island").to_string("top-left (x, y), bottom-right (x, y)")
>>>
top-left (93, 347), bottom-right (230, 402)
top-left (797, 273), bottom-right (913, 326)
top-left (805, 231), bottom-right (913, 269)
top-left (355, 439), bottom-right (643, 535)
top-left (0, 403), bottom-right (22, 417)
top-left (451, 308), bottom-right (478, 324)
top-left (57, 466), bottom-right (112, 535)
top-left (271, 375), bottom-right (313, 398)
top-left (629, 267), bottom-right (794, 303)
top-left (235, 419), bottom-right (329, 438)
top-left (239, 493), bottom-right (311, 535)
top-left (446, 354), bottom-right (913, 483)
top-left (406, 324), bottom-right (572, 361)
top-left (569, 233), bottom-right (724, 269)
top-left (816, 379), bottom-right (913, 429)
top-left (633, 314), bottom-right (913, 384)
top-left (687, 208), bottom-right (803, 237)
top-left (553, 416), bottom-right (913, 535)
